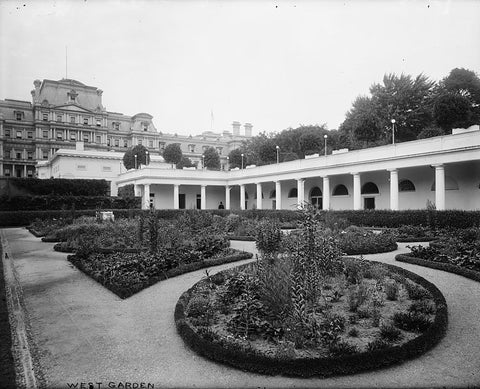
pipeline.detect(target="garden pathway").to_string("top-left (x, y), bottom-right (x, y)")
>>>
top-left (2, 227), bottom-right (480, 389)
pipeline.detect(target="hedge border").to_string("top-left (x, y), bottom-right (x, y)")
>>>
top-left (395, 253), bottom-right (480, 283)
top-left (68, 250), bottom-right (253, 299)
top-left (175, 260), bottom-right (448, 378)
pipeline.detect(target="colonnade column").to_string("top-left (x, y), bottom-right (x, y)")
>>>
top-left (256, 183), bottom-right (263, 210)
top-left (275, 181), bottom-right (282, 210)
top-left (322, 176), bottom-right (330, 210)
top-left (173, 184), bottom-right (179, 209)
top-left (297, 178), bottom-right (305, 207)
top-left (134, 184), bottom-right (142, 197)
top-left (352, 172), bottom-right (361, 210)
top-left (240, 184), bottom-right (246, 210)
top-left (225, 185), bottom-right (231, 210)
top-left (434, 164), bottom-right (445, 210)
top-left (201, 185), bottom-right (207, 210)
top-left (389, 169), bottom-right (399, 211)
top-left (143, 184), bottom-right (150, 210)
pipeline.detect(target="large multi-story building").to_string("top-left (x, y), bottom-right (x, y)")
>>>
top-left (0, 78), bottom-right (252, 178)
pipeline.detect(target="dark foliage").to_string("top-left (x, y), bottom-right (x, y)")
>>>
top-left (1, 177), bottom-right (109, 196)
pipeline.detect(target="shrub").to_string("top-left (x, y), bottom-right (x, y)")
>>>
top-left (348, 283), bottom-right (369, 312)
top-left (366, 338), bottom-right (390, 352)
top-left (380, 323), bottom-right (403, 341)
top-left (187, 295), bottom-right (211, 318)
top-left (255, 218), bottom-right (282, 261)
top-left (392, 312), bottom-right (432, 332)
top-left (404, 281), bottom-right (431, 300)
top-left (371, 308), bottom-right (381, 327)
top-left (409, 300), bottom-right (436, 315)
top-left (328, 340), bottom-right (359, 357)
top-left (384, 280), bottom-right (399, 301)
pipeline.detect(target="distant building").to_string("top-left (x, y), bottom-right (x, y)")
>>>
top-left (0, 78), bottom-right (252, 178)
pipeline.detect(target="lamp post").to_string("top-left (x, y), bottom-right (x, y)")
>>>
top-left (202, 154), bottom-right (205, 170)
top-left (276, 145), bottom-right (280, 164)
top-left (324, 134), bottom-right (328, 156)
top-left (134, 154), bottom-right (137, 169)
top-left (226, 156), bottom-right (229, 171)
top-left (391, 119), bottom-right (396, 144)
top-left (241, 153), bottom-right (244, 169)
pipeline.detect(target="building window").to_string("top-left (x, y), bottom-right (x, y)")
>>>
top-left (124, 140), bottom-right (128, 148)
top-left (142, 122), bottom-right (148, 131)
top-left (27, 170), bottom-right (33, 178)
top-left (361, 182), bottom-right (379, 195)
top-left (188, 144), bottom-right (195, 153)
top-left (138, 140), bottom-right (142, 145)
top-left (399, 179), bottom-right (416, 192)
top-left (84, 117), bottom-right (89, 125)
top-left (56, 114), bottom-right (62, 122)
top-left (16, 130), bottom-right (22, 139)
top-left (56, 131), bottom-right (63, 140)
top-left (16, 152), bottom-right (22, 160)
top-left (70, 116), bottom-right (76, 124)
top-left (43, 130), bottom-right (48, 139)
top-left (77, 165), bottom-right (86, 171)
top-left (96, 118), bottom-right (101, 127)
top-left (42, 150), bottom-right (48, 159)
top-left (5, 129), bottom-right (11, 137)
top-left (149, 140), bottom-right (153, 148)
top-left (15, 112), bottom-right (23, 121)
top-left (96, 135), bottom-right (101, 143)
top-left (43, 113), bottom-right (48, 121)
top-left (70, 133), bottom-right (76, 141)
top-left (107, 138), bottom-right (111, 146)
top-left (27, 131), bottom-right (33, 139)
top-left (288, 188), bottom-right (298, 198)
top-left (269, 190), bottom-right (276, 199)
top-left (83, 133), bottom-right (89, 143)
top-left (114, 139), bottom-right (119, 147)
top-left (4, 168), bottom-right (10, 177)
top-left (159, 142), bottom-right (165, 151)
top-left (102, 166), bottom-right (112, 172)
top-left (332, 184), bottom-right (349, 196)
top-left (27, 151), bottom-right (33, 160)
top-left (114, 122), bottom-right (120, 130)
top-left (216, 147), bottom-right (223, 155)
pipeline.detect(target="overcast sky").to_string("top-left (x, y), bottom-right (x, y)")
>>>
top-left (1, 0), bottom-right (479, 137)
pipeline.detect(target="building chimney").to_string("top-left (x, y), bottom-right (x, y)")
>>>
top-left (244, 123), bottom-right (253, 137)
top-left (232, 121), bottom-right (241, 136)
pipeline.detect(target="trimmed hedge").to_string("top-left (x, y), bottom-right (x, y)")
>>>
top-left (0, 195), bottom-right (140, 211)
top-left (68, 250), bottom-right (253, 299)
top-left (175, 260), bottom-right (448, 378)
top-left (1, 177), bottom-right (109, 196)
top-left (395, 253), bottom-right (480, 283)
top-left (0, 209), bottom-right (140, 227)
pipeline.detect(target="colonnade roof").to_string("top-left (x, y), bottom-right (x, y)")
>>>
top-left (116, 130), bottom-right (480, 187)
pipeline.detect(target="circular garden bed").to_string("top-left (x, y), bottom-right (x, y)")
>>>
top-left (175, 258), bottom-right (447, 377)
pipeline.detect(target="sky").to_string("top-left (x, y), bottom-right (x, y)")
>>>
top-left (0, 0), bottom-right (479, 137)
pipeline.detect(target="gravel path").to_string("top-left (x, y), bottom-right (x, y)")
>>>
top-left (2, 227), bottom-right (480, 389)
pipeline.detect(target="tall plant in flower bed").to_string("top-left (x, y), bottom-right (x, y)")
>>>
top-left (175, 206), bottom-right (448, 377)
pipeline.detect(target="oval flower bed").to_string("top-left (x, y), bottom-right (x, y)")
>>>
top-left (175, 257), bottom-right (447, 377)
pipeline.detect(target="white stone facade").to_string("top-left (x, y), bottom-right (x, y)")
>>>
top-left (116, 126), bottom-right (480, 211)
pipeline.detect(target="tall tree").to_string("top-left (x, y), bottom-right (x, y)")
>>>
top-left (203, 147), bottom-right (220, 170)
top-left (227, 148), bottom-right (245, 169)
top-left (163, 143), bottom-right (183, 167)
top-left (123, 144), bottom-right (148, 169)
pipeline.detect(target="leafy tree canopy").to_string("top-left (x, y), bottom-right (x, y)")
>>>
top-left (176, 156), bottom-right (196, 169)
top-left (123, 144), bottom-right (148, 170)
top-left (163, 143), bottom-right (183, 166)
top-left (203, 147), bottom-right (221, 170)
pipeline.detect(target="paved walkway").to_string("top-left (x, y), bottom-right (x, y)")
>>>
top-left (2, 227), bottom-right (480, 388)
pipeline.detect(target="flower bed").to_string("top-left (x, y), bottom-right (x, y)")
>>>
top-left (175, 207), bottom-right (447, 377)
top-left (69, 249), bottom-right (253, 299)
top-left (175, 259), bottom-right (447, 377)
top-left (393, 225), bottom-right (437, 243)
